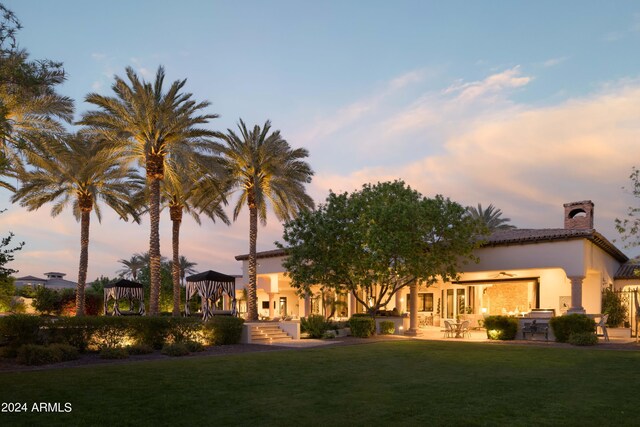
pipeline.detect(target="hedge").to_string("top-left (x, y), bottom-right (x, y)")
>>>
top-left (0, 314), bottom-right (243, 357)
top-left (483, 315), bottom-right (518, 340)
top-left (549, 314), bottom-right (595, 343)
top-left (349, 316), bottom-right (375, 338)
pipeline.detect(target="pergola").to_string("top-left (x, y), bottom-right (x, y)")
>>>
top-left (185, 270), bottom-right (237, 320)
top-left (104, 279), bottom-right (145, 316)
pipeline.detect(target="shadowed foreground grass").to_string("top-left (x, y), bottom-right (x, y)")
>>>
top-left (1, 340), bottom-right (639, 426)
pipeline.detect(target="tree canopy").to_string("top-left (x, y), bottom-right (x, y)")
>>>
top-left (466, 203), bottom-right (516, 231)
top-left (616, 167), bottom-right (640, 250)
top-left (279, 180), bottom-right (485, 314)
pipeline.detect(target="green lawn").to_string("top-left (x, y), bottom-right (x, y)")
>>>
top-left (1, 340), bottom-right (639, 426)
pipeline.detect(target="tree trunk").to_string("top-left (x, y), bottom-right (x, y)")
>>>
top-left (149, 177), bottom-right (161, 315)
top-left (247, 196), bottom-right (259, 321)
top-left (75, 209), bottom-right (90, 316)
top-left (170, 205), bottom-right (182, 317)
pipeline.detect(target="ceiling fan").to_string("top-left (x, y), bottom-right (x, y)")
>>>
top-left (490, 271), bottom-right (517, 279)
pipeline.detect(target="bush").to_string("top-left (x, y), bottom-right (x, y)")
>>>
top-left (549, 314), bottom-right (595, 343)
top-left (48, 343), bottom-right (79, 361)
top-left (128, 316), bottom-right (172, 349)
top-left (184, 340), bottom-right (205, 352)
top-left (16, 344), bottom-right (62, 365)
top-left (100, 346), bottom-right (129, 359)
top-left (301, 315), bottom-right (331, 338)
top-left (349, 316), bottom-right (375, 338)
top-left (379, 320), bottom-right (395, 335)
top-left (601, 288), bottom-right (626, 327)
top-left (0, 276), bottom-right (16, 312)
top-left (90, 317), bottom-right (132, 350)
top-left (84, 292), bottom-right (103, 316)
top-left (483, 316), bottom-right (518, 340)
top-left (0, 314), bottom-right (45, 355)
top-left (32, 286), bottom-right (76, 315)
top-left (203, 316), bottom-right (244, 345)
top-left (568, 332), bottom-right (598, 346)
top-left (161, 342), bottom-right (190, 357)
top-left (166, 317), bottom-right (203, 344)
top-left (126, 343), bottom-right (154, 355)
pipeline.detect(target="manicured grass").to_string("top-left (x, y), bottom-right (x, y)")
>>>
top-left (1, 340), bottom-right (639, 426)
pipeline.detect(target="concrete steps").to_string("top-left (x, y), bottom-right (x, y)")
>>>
top-left (250, 324), bottom-right (293, 344)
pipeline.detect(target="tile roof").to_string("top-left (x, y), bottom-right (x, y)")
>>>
top-left (615, 262), bottom-right (640, 279)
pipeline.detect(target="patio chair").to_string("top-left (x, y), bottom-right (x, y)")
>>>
top-left (443, 320), bottom-right (454, 338)
top-left (459, 320), bottom-right (471, 338)
top-left (596, 314), bottom-right (609, 342)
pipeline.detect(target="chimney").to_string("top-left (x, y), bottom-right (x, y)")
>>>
top-left (563, 201), bottom-right (594, 230)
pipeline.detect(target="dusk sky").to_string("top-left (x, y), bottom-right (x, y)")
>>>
top-left (3, 1), bottom-right (640, 282)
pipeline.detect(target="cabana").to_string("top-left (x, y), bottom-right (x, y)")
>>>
top-left (185, 270), bottom-right (237, 320)
top-left (104, 279), bottom-right (145, 316)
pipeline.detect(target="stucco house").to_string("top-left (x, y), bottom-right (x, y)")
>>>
top-left (234, 200), bottom-right (639, 334)
top-left (14, 272), bottom-right (77, 290)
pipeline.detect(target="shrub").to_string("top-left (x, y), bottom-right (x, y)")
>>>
top-left (349, 316), bottom-right (375, 338)
top-left (128, 316), bottom-right (172, 349)
top-left (601, 288), bottom-right (626, 327)
top-left (89, 317), bottom-right (132, 350)
top-left (16, 344), bottom-right (63, 365)
top-left (126, 343), bottom-right (155, 355)
top-left (48, 343), bottom-right (79, 361)
top-left (184, 340), bottom-right (205, 352)
top-left (379, 320), bottom-right (395, 335)
top-left (550, 314), bottom-right (595, 343)
top-left (84, 292), bottom-right (103, 316)
top-left (203, 316), bottom-right (244, 345)
top-left (0, 314), bottom-right (45, 354)
top-left (483, 316), bottom-right (518, 340)
top-left (0, 276), bottom-right (16, 312)
top-left (301, 315), bottom-right (331, 338)
top-left (161, 342), bottom-right (190, 357)
top-left (166, 317), bottom-right (203, 344)
top-left (568, 332), bottom-right (599, 346)
top-left (100, 346), bottom-right (129, 359)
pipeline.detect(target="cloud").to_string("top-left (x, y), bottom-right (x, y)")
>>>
top-left (541, 57), bottom-right (568, 68)
top-left (311, 77), bottom-right (640, 251)
top-left (91, 53), bottom-right (107, 61)
top-left (442, 66), bottom-right (531, 104)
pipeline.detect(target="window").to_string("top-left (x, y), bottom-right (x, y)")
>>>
top-left (262, 301), bottom-right (269, 309)
top-left (406, 293), bottom-right (434, 312)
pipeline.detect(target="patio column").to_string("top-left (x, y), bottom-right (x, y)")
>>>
top-left (350, 292), bottom-right (357, 316)
top-left (304, 293), bottom-right (311, 316)
top-left (395, 291), bottom-right (403, 314)
top-left (567, 276), bottom-right (586, 314)
top-left (268, 292), bottom-right (276, 318)
top-left (406, 282), bottom-right (418, 336)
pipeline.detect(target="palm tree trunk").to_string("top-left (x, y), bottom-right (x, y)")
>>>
top-left (149, 177), bottom-right (161, 315)
top-left (247, 199), bottom-right (259, 321)
top-left (75, 209), bottom-right (90, 316)
top-left (170, 205), bottom-right (182, 317)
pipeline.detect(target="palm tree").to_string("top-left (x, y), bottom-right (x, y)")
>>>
top-left (11, 132), bottom-right (142, 315)
top-left (0, 49), bottom-right (74, 191)
top-left (466, 203), bottom-right (516, 232)
top-left (80, 66), bottom-right (218, 315)
top-left (117, 254), bottom-right (145, 281)
top-left (162, 154), bottom-right (229, 316)
top-left (216, 119), bottom-right (314, 320)
top-left (175, 256), bottom-right (198, 287)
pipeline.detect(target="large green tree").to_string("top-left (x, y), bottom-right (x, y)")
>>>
top-left (117, 254), bottom-right (145, 281)
top-left (216, 119), bottom-right (314, 321)
top-left (280, 181), bottom-right (484, 315)
top-left (616, 167), bottom-right (640, 251)
top-left (11, 133), bottom-right (142, 315)
top-left (80, 66), bottom-right (217, 315)
top-left (466, 203), bottom-right (516, 232)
